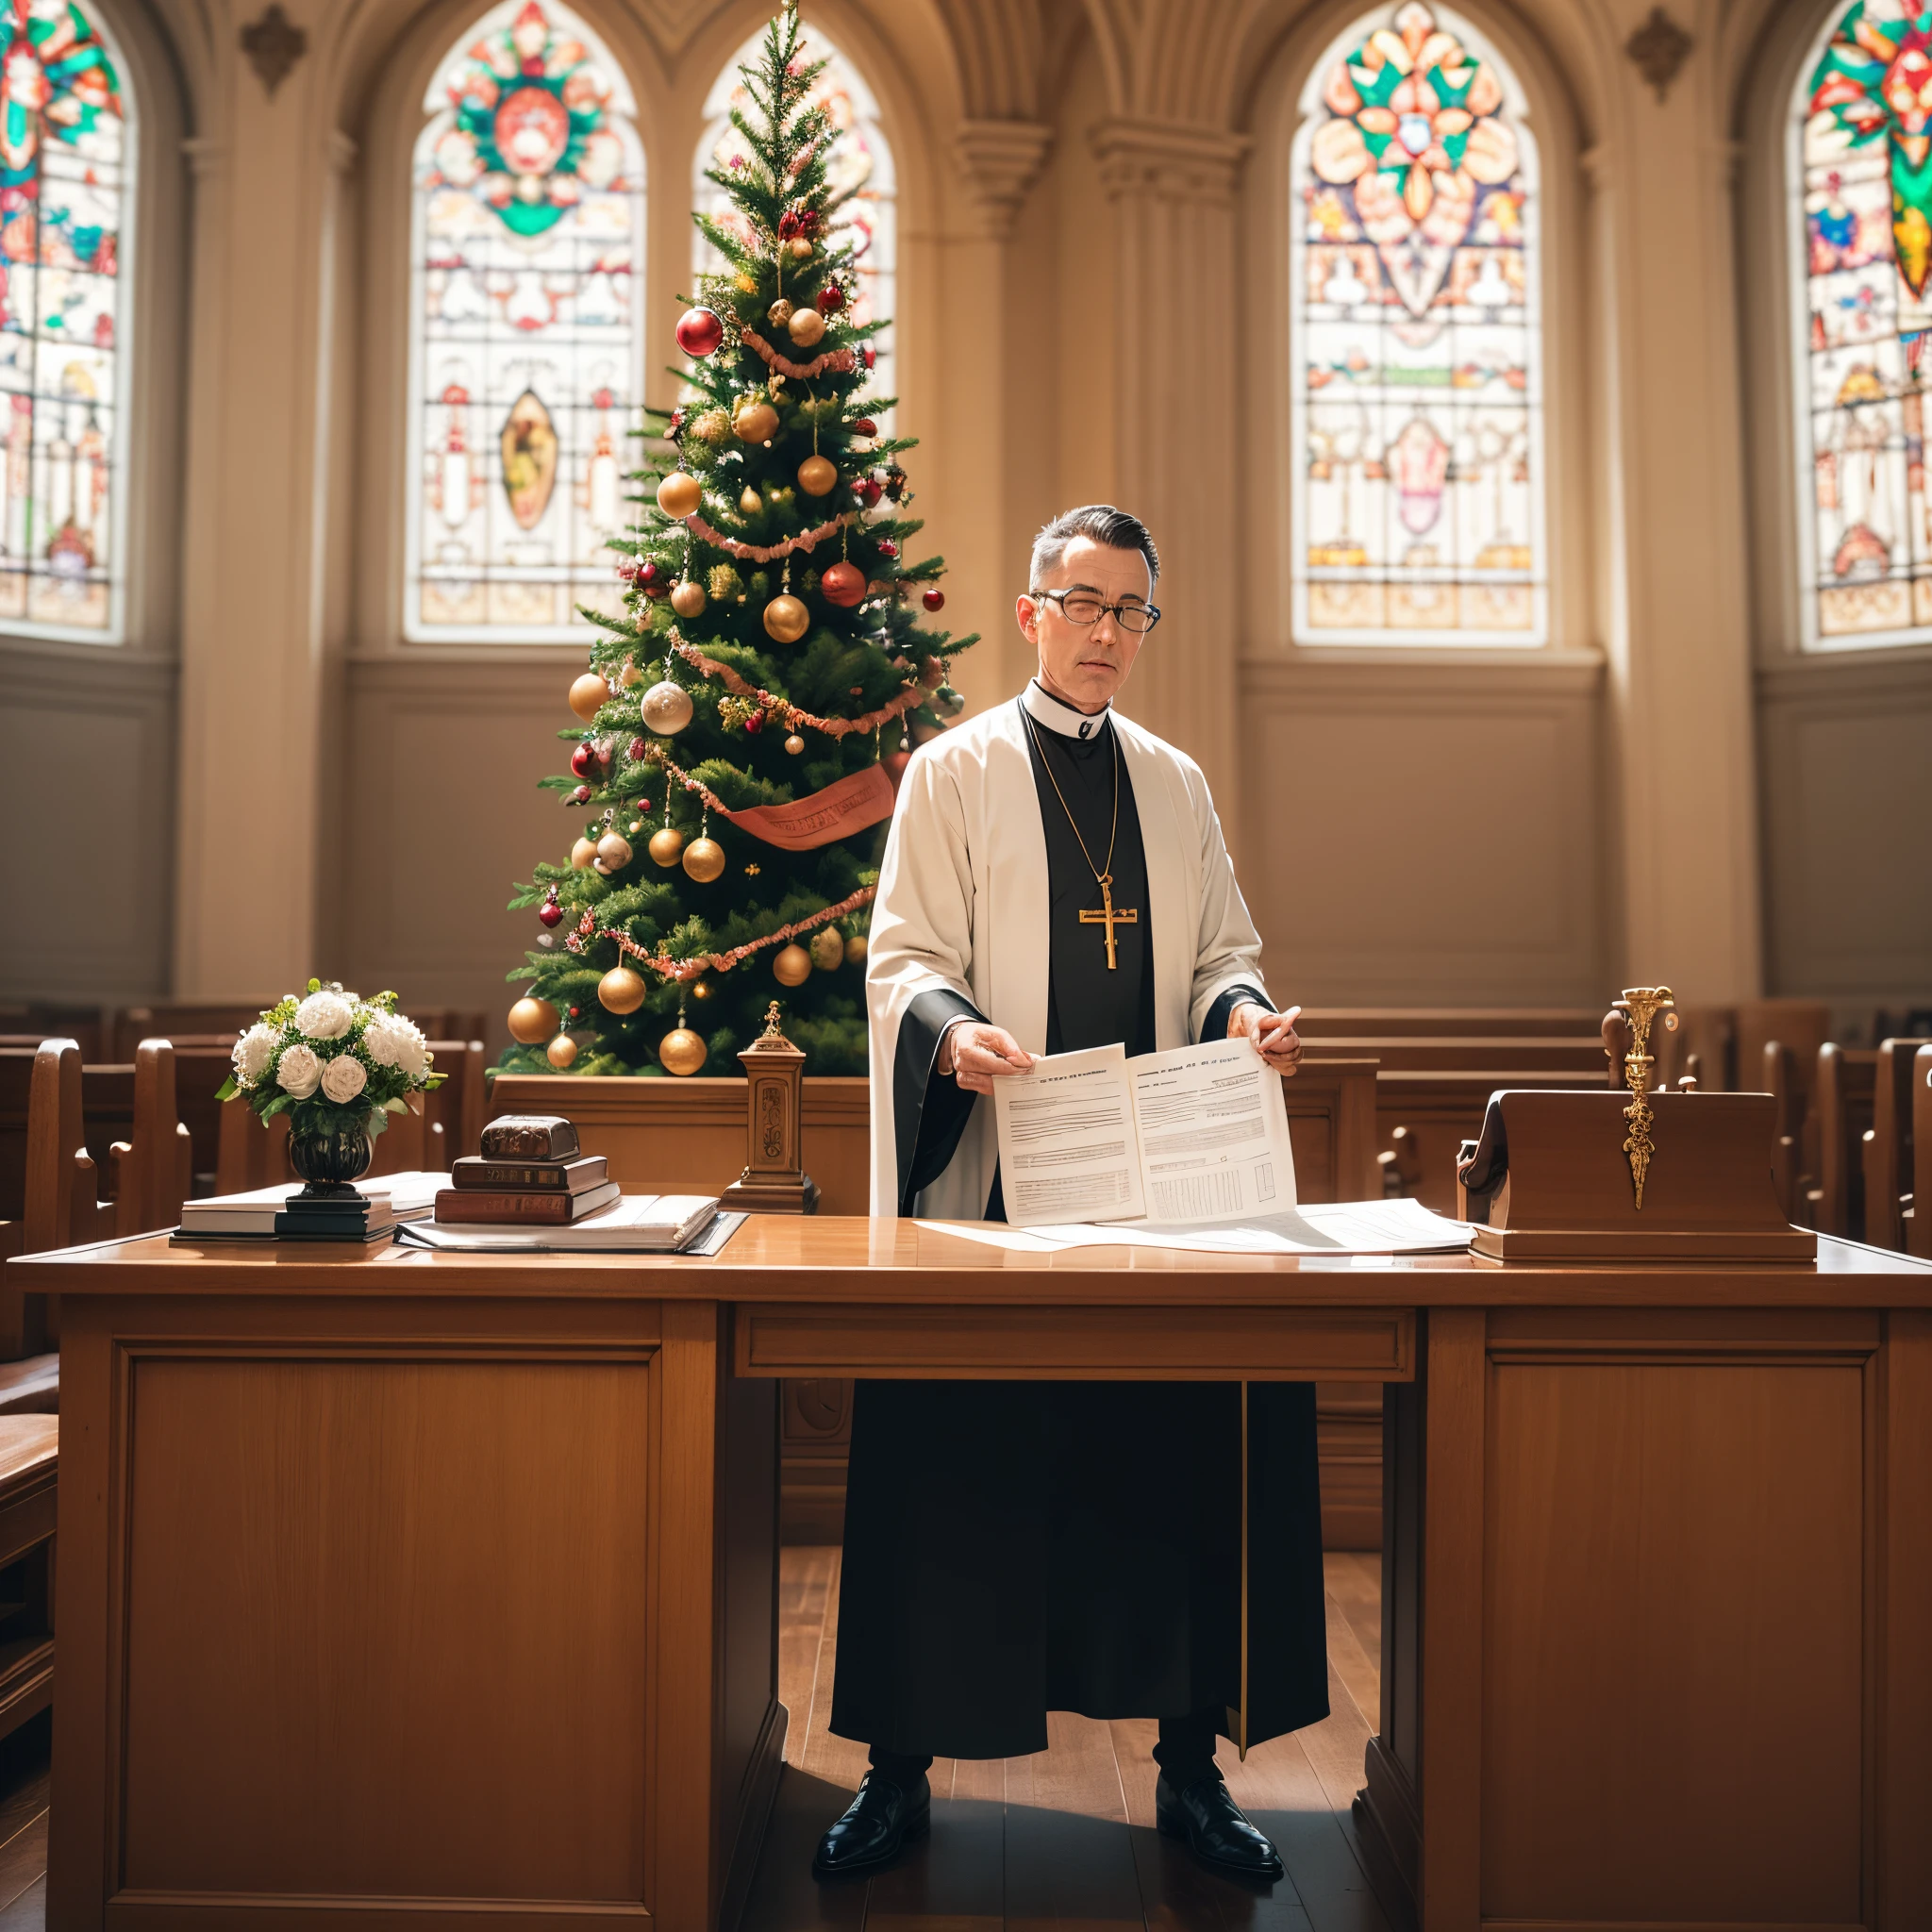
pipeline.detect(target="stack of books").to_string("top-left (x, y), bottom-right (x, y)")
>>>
top-left (436, 1115), bottom-right (620, 1225)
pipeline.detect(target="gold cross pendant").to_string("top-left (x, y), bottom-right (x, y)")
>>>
top-left (1078, 873), bottom-right (1139, 971)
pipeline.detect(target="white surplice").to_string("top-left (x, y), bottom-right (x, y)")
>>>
top-left (865, 686), bottom-right (1272, 1219)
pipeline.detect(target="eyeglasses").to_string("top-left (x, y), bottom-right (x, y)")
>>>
top-left (1029, 588), bottom-right (1162, 634)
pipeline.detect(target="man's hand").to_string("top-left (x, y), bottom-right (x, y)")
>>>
top-left (939, 1021), bottom-right (1036, 1093)
top-left (1230, 1002), bottom-right (1303, 1076)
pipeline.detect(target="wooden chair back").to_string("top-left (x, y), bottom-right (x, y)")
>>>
top-left (215, 1098), bottom-right (293, 1195)
top-left (1861, 1039), bottom-right (1920, 1253)
top-left (83, 1042), bottom-right (192, 1240)
top-left (1808, 1042), bottom-right (1878, 1240)
top-left (1910, 1044), bottom-right (1932, 1261)
top-left (1761, 1042), bottom-right (1805, 1224)
top-left (1737, 1001), bottom-right (1830, 1112)
top-left (161, 1042), bottom-right (243, 1194)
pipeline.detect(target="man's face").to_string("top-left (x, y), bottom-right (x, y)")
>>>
top-left (1015, 536), bottom-right (1155, 714)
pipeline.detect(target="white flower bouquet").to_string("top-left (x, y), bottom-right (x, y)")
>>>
top-left (218, 979), bottom-right (443, 1141)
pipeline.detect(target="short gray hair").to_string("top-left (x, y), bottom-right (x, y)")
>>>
top-left (1029, 504), bottom-right (1160, 589)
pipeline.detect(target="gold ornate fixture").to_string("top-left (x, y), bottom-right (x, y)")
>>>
top-left (1606, 987), bottom-right (1676, 1208)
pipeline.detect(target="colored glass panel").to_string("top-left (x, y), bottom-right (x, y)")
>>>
top-left (406, 0), bottom-right (644, 641)
top-left (1793, 1), bottom-right (1932, 647)
top-left (0, 0), bottom-right (132, 641)
top-left (1290, 1), bottom-right (1545, 643)
top-left (694, 25), bottom-right (896, 427)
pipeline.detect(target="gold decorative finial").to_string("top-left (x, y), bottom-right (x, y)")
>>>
top-left (1612, 986), bottom-right (1676, 1208)
top-left (761, 1000), bottom-right (785, 1040)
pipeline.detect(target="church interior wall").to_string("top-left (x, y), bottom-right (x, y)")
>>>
top-left (0, 0), bottom-right (1924, 1038)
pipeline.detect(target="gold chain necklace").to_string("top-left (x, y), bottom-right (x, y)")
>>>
top-left (1022, 708), bottom-right (1140, 970)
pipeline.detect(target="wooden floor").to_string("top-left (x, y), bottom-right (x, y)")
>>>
top-left (0, 1562), bottom-right (1391, 1930)
top-left (742, 1548), bottom-right (1395, 1931)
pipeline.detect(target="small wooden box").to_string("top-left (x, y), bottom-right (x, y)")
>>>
top-left (1465, 1089), bottom-right (1817, 1262)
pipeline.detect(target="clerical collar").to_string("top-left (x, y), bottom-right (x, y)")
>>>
top-left (1021, 680), bottom-right (1110, 741)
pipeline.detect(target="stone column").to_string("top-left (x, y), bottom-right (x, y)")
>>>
top-left (1589, 65), bottom-right (1763, 1000)
top-left (172, 73), bottom-right (343, 998)
top-left (1090, 121), bottom-right (1250, 818)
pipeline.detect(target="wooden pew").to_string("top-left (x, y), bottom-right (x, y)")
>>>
top-left (425, 1040), bottom-right (487, 1165)
top-left (82, 1042), bottom-right (193, 1241)
top-left (0, 1003), bottom-right (109, 1062)
top-left (0, 1415), bottom-right (58, 1743)
top-left (1763, 1041), bottom-right (1807, 1223)
top-left (1862, 1038), bottom-right (1920, 1253)
top-left (1808, 1042), bottom-right (1878, 1240)
top-left (1910, 1043), bottom-right (1932, 1261)
top-left (215, 1098), bottom-right (292, 1195)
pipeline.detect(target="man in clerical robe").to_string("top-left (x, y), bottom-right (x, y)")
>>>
top-left (814, 506), bottom-right (1328, 1886)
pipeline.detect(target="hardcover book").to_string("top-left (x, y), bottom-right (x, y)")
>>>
top-left (433, 1180), bottom-right (622, 1225)
top-left (449, 1154), bottom-right (608, 1194)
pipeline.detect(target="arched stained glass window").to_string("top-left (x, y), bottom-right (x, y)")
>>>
top-left (693, 24), bottom-right (895, 425)
top-left (1792, 1), bottom-right (1932, 649)
top-left (405, 0), bottom-right (644, 641)
top-left (1290, 1), bottom-right (1544, 644)
top-left (0, 0), bottom-right (134, 642)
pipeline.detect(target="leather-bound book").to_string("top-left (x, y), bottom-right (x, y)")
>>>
top-left (449, 1154), bottom-right (608, 1194)
top-left (434, 1180), bottom-right (621, 1225)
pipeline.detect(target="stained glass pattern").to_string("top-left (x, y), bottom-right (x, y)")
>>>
top-left (406, 0), bottom-right (643, 641)
top-left (694, 25), bottom-right (895, 426)
top-left (0, 0), bottom-right (131, 640)
top-left (1290, 1), bottom-right (1544, 643)
top-left (1793, 1), bottom-right (1932, 646)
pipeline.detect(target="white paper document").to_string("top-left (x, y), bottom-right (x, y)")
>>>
top-left (991, 1037), bottom-right (1297, 1230)
top-left (917, 1196), bottom-right (1471, 1257)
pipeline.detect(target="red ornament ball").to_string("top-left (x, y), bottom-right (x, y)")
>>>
top-left (568, 1007), bottom-right (580, 1020)
top-left (923, 588), bottom-right (945, 612)
top-left (876, 539), bottom-right (899, 559)
top-left (816, 283), bottom-right (845, 315)
top-left (745, 708), bottom-right (765, 733)
top-left (821, 560), bottom-right (867, 608)
top-left (675, 307), bottom-right (724, 357)
top-left (570, 741), bottom-right (596, 777)
top-left (571, 785), bottom-right (591, 804)
top-left (628, 736), bottom-right (647, 761)
top-left (539, 901), bottom-right (564, 928)
top-left (852, 418), bottom-right (877, 437)
top-left (857, 476), bottom-right (883, 508)
top-left (777, 210), bottom-right (801, 240)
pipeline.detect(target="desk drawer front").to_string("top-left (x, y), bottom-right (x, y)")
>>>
top-left (736, 1304), bottom-right (1415, 1381)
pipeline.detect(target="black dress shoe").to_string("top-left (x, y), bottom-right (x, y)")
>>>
top-left (1155, 1772), bottom-right (1285, 1881)
top-left (812, 1770), bottom-right (931, 1878)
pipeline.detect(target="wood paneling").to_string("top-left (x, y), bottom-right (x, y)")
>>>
top-left (1483, 1352), bottom-right (1865, 1924)
top-left (117, 1355), bottom-right (654, 1904)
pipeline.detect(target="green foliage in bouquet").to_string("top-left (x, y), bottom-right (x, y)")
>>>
top-left (217, 980), bottom-right (444, 1140)
top-left (502, 3), bottom-right (976, 1080)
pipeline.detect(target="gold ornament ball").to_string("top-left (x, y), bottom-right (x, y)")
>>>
top-left (569, 671), bottom-right (610, 723)
top-left (545, 1033), bottom-right (579, 1070)
top-left (682, 835), bottom-right (726, 883)
top-left (570, 836), bottom-right (599, 870)
top-left (597, 965), bottom-right (647, 1015)
top-left (843, 933), bottom-right (869, 967)
top-left (762, 593), bottom-right (810, 643)
top-left (810, 927), bottom-right (845, 973)
top-left (508, 996), bottom-right (559, 1044)
top-left (789, 236), bottom-right (814, 261)
top-left (738, 484), bottom-right (763, 517)
top-left (658, 1025), bottom-right (708, 1076)
top-left (766, 298), bottom-right (794, 326)
top-left (733, 400), bottom-right (779, 443)
top-left (773, 942), bottom-right (812, 988)
top-left (595, 830), bottom-right (634, 872)
top-left (784, 732), bottom-right (806, 756)
top-left (670, 579), bottom-right (707, 619)
top-left (648, 824), bottom-right (687, 868)
top-left (797, 454), bottom-right (837, 497)
top-left (690, 978), bottom-right (713, 1000)
top-left (656, 471), bottom-right (701, 518)
top-left (788, 306), bottom-right (826, 347)
top-left (641, 679), bottom-right (694, 735)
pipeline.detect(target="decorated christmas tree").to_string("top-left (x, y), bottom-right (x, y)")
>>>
top-left (501, 4), bottom-right (974, 1079)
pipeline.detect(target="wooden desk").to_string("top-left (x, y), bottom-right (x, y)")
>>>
top-left (10, 1224), bottom-right (1932, 1932)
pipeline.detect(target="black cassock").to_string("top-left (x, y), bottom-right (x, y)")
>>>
top-left (830, 696), bottom-right (1330, 1762)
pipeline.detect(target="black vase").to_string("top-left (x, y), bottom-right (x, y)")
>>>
top-left (287, 1114), bottom-right (374, 1199)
